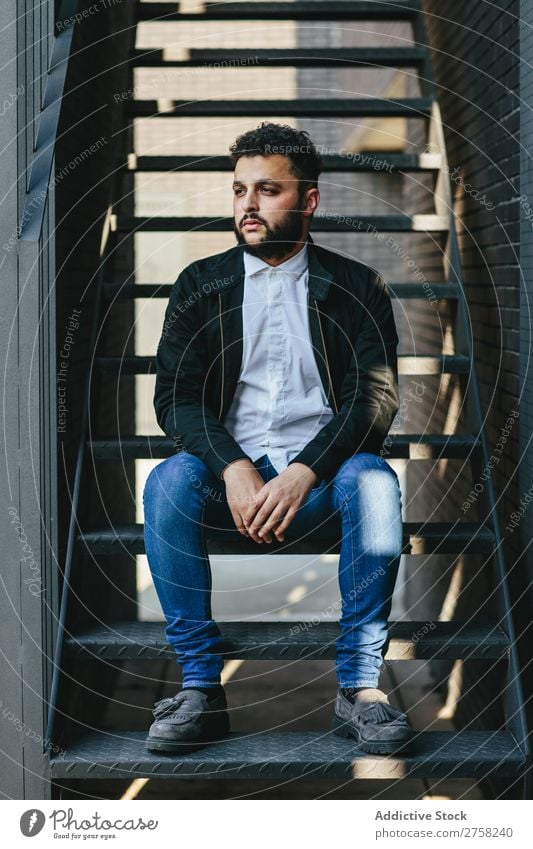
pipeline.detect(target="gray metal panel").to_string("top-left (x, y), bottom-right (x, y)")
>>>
top-left (50, 730), bottom-right (525, 780)
top-left (0, 0), bottom-right (58, 800)
top-left (0, 0), bottom-right (25, 801)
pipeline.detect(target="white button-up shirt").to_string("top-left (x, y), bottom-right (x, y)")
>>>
top-left (222, 242), bottom-right (335, 474)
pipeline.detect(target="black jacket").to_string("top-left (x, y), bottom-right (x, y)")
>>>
top-left (154, 235), bottom-right (400, 482)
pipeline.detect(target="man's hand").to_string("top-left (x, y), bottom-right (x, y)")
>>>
top-left (221, 459), bottom-right (269, 543)
top-left (244, 463), bottom-right (319, 543)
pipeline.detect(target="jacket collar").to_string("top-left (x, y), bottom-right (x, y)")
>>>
top-left (200, 233), bottom-right (334, 301)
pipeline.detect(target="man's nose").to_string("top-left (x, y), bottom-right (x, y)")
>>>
top-left (242, 192), bottom-right (259, 212)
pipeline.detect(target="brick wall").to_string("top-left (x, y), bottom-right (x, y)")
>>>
top-left (418, 0), bottom-right (527, 753)
top-left (518, 0), bottom-right (533, 741)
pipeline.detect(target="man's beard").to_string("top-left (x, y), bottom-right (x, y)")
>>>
top-left (234, 207), bottom-right (306, 261)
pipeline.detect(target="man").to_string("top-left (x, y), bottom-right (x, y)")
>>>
top-left (143, 122), bottom-right (414, 755)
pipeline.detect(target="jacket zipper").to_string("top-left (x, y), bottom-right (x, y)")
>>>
top-left (218, 293), bottom-right (225, 418)
top-left (314, 298), bottom-right (339, 414)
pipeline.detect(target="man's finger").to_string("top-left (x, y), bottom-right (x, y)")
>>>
top-left (272, 506), bottom-right (297, 539)
top-left (243, 487), bottom-right (269, 525)
top-left (258, 506), bottom-right (289, 537)
top-left (247, 497), bottom-right (278, 534)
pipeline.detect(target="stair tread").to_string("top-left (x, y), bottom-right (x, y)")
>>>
top-left (95, 353), bottom-right (470, 375)
top-left (131, 46), bottom-right (426, 67)
top-left (79, 520), bottom-right (496, 555)
top-left (127, 153), bottom-right (442, 172)
top-left (88, 432), bottom-right (480, 460)
top-left (127, 97), bottom-right (433, 118)
top-left (110, 214), bottom-right (448, 233)
top-left (65, 619), bottom-right (509, 661)
top-left (103, 281), bottom-right (458, 300)
top-left (50, 730), bottom-right (525, 779)
top-left (136, 1), bottom-right (422, 22)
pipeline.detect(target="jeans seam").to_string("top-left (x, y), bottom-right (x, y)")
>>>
top-left (332, 468), bottom-right (394, 689)
top-left (332, 478), bottom-right (363, 684)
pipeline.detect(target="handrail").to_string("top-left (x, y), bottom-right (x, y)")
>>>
top-left (20, 0), bottom-right (79, 242)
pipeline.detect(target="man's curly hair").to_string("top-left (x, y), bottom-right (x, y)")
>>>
top-left (229, 122), bottom-right (323, 196)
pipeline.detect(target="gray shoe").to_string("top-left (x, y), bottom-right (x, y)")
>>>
top-left (146, 687), bottom-right (230, 754)
top-left (332, 689), bottom-right (414, 754)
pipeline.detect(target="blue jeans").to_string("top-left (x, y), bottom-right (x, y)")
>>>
top-left (142, 451), bottom-right (403, 689)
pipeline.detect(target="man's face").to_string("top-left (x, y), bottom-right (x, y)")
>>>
top-left (232, 154), bottom-right (318, 261)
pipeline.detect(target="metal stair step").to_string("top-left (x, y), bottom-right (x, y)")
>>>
top-left (125, 153), bottom-right (442, 173)
top-left (94, 354), bottom-right (470, 375)
top-left (64, 620), bottom-right (509, 661)
top-left (110, 214), bottom-right (448, 233)
top-left (49, 730), bottom-right (525, 780)
top-left (136, 1), bottom-right (422, 22)
top-left (103, 281), bottom-right (458, 300)
top-left (127, 98), bottom-right (433, 118)
top-left (78, 521), bottom-right (496, 555)
top-left (131, 47), bottom-right (426, 68)
top-left (88, 433), bottom-right (480, 460)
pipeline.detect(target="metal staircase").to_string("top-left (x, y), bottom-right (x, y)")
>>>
top-left (46, 0), bottom-right (530, 795)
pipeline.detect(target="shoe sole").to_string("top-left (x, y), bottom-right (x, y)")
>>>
top-left (145, 714), bottom-right (230, 754)
top-left (332, 714), bottom-right (414, 755)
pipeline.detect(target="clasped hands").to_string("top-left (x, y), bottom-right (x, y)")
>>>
top-left (221, 458), bottom-right (318, 543)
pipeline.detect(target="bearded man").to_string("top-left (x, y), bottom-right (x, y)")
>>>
top-left (142, 122), bottom-right (413, 756)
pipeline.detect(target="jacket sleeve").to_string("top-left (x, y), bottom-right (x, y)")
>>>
top-left (287, 268), bottom-right (400, 482)
top-left (153, 266), bottom-right (252, 480)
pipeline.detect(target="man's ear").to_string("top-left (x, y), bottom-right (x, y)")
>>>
top-left (303, 186), bottom-right (320, 218)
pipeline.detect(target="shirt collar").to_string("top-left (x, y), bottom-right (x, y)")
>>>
top-left (243, 241), bottom-right (308, 278)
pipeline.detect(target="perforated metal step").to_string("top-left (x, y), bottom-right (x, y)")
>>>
top-left (88, 433), bottom-right (479, 460)
top-left (79, 521), bottom-right (496, 556)
top-left (131, 47), bottom-right (426, 68)
top-left (94, 354), bottom-right (469, 375)
top-left (127, 98), bottom-right (433, 118)
top-left (136, 1), bottom-right (422, 22)
top-left (103, 281), bottom-right (458, 301)
top-left (109, 214), bottom-right (448, 233)
top-left (50, 730), bottom-right (525, 780)
top-left (125, 153), bottom-right (442, 173)
top-left (64, 620), bottom-right (509, 662)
